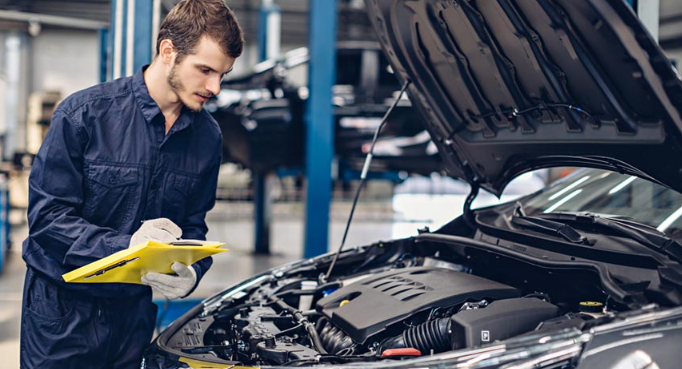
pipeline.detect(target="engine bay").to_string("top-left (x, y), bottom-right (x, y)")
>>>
top-left (315, 266), bottom-right (521, 345)
top-left (154, 231), bottom-right (639, 367)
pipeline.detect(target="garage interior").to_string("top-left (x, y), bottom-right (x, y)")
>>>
top-left (1, 0), bottom-right (682, 368)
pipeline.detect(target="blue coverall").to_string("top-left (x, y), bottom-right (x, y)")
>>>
top-left (20, 66), bottom-right (222, 369)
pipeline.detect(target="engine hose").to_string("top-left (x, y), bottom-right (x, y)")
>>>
top-left (318, 319), bottom-right (354, 354)
top-left (271, 297), bottom-right (328, 354)
top-left (380, 318), bottom-right (451, 355)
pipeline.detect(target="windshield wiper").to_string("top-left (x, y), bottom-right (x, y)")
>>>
top-left (511, 205), bottom-right (593, 245)
top-left (537, 212), bottom-right (682, 263)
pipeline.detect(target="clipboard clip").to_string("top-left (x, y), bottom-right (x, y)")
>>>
top-left (84, 257), bottom-right (140, 280)
top-left (169, 240), bottom-right (204, 246)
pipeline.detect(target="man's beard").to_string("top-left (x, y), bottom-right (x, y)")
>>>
top-left (167, 64), bottom-right (203, 112)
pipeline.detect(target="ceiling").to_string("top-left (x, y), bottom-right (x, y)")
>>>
top-left (1, 0), bottom-right (681, 49)
top-left (0, 0), bottom-right (372, 44)
top-left (0, 0), bottom-right (110, 23)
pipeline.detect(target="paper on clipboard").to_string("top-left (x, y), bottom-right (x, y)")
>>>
top-left (62, 240), bottom-right (227, 285)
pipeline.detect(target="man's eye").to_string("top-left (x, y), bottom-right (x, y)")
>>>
top-left (201, 68), bottom-right (210, 74)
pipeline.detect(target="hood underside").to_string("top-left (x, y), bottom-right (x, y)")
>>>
top-left (366, 0), bottom-right (682, 196)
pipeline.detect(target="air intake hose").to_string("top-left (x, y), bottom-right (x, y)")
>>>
top-left (317, 318), bottom-right (354, 354)
top-left (379, 317), bottom-right (451, 355)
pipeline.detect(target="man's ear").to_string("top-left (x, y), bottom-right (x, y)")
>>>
top-left (158, 39), bottom-right (176, 65)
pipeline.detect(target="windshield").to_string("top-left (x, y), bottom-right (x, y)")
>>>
top-left (521, 168), bottom-right (682, 241)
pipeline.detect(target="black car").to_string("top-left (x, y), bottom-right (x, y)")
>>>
top-left (143, 0), bottom-right (682, 367)
top-left (208, 41), bottom-right (442, 176)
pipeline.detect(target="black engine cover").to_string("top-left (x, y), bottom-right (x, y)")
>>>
top-left (316, 267), bottom-right (519, 344)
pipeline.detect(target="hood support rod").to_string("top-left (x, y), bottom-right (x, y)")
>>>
top-left (324, 79), bottom-right (411, 281)
top-left (463, 182), bottom-right (480, 229)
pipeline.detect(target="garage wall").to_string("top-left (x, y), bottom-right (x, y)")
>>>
top-left (30, 31), bottom-right (300, 96)
top-left (661, 0), bottom-right (682, 43)
top-left (30, 29), bottom-right (99, 98)
top-left (231, 43), bottom-right (306, 77)
top-left (1, 31), bottom-right (31, 157)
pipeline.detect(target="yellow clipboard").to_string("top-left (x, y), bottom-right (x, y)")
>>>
top-left (62, 240), bottom-right (227, 284)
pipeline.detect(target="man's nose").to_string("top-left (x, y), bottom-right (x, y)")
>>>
top-left (206, 76), bottom-right (221, 96)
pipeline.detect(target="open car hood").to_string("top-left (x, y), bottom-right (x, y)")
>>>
top-left (366, 0), bottom-right (682, 196)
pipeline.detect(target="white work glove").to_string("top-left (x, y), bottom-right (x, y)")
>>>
top-left (141, 262), bottom-right (197, 300)
top-left (129, 218), bottom-right (182, 248)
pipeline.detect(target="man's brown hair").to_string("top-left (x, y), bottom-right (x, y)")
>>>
top-left (156, 0), bottom-right (244, 62)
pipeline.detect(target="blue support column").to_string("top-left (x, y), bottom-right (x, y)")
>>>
top-left (253, 1), bottom-right (281, 255)
top-left (0, 183), bottom-right (4, 275)
top-left (99, 28), bottom-right (109, 83)
top-left (253, 173), bottom-right (271, 254)
top-left (304, 0), bottom-right (337, 258)
top-left (257, 7), bottom-right (268, 63)
top-left (121, 0), bottom-right (128, 75)
top-left (108, 0), bottom-right (153, 80)
top-left (108, 0), bottom-right (117, 80)
top-left (258, 2), bottom-right (281, 63)
top-left (133, 0), bottom-right (153, 72)
top-left (3, 185), bottom-right (9, 253)
top-left (109, 0), bottom-right (123, 79)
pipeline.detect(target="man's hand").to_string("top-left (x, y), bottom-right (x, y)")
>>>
top-left (141, 262), bottom-right (197, 300)
top-left (129, 218), bottom-right (182, 248)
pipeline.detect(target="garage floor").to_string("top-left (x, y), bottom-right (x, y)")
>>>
top-left (0, 190), bottom-right (515, 368)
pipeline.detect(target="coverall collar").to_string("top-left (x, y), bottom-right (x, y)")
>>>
top-left (132, 65), bottom-right (197, 134)
top-left (132, 65), bottom-right (162, 124)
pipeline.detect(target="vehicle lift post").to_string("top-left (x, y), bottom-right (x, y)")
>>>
top-left (253, 0), bottom-right (281, 255)
top-left (106, 0), bottom-right (154, 80)
top-left (304, 0), bottom-right (338, 258)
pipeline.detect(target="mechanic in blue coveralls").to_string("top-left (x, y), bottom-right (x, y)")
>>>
top-left (19, 1), bottom-right (243, 368)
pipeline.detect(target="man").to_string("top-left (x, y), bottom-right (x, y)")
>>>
top-left (20, 1), bottom-right (243, 368)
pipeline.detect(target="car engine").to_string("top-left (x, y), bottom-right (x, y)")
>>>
top-left (162, 265), bottom-right (564, 366)
top-left (316, 267), bottom-right (520, 347)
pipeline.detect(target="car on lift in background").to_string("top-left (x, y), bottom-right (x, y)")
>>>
top-left (144, 0), bottom-right (682, 368)
top-left (205, 41), bottom-right (442, 177)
